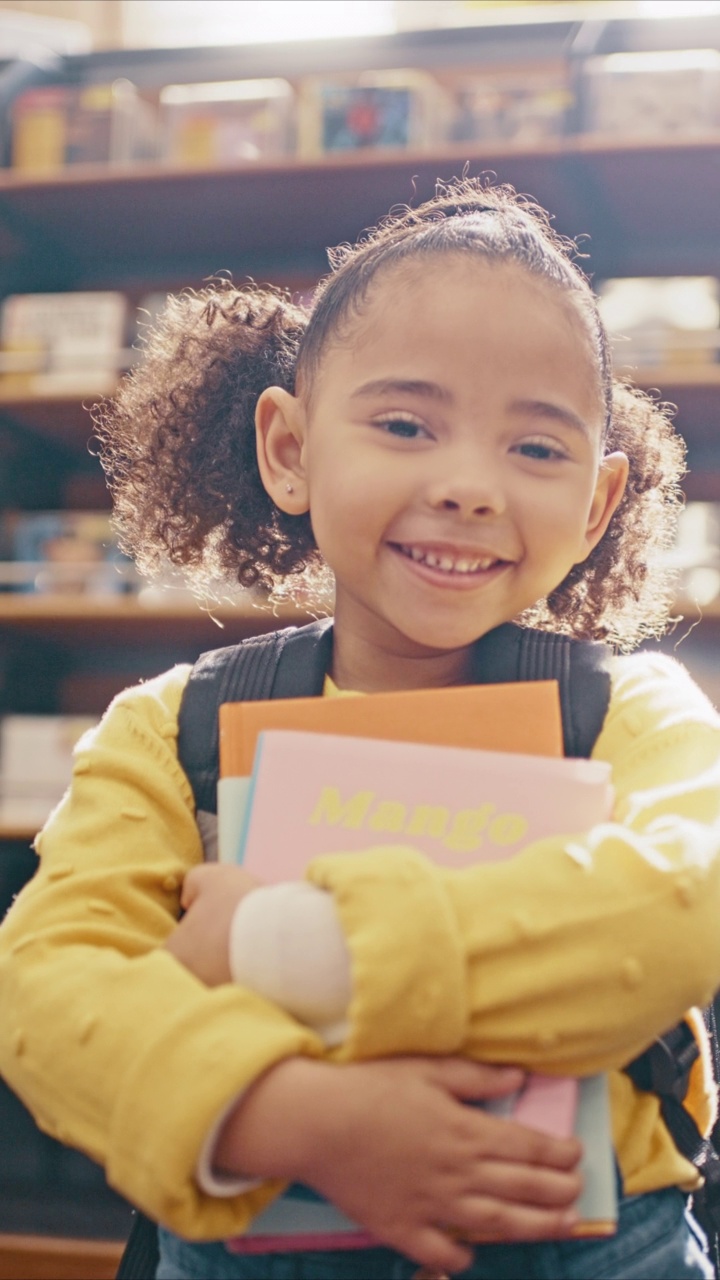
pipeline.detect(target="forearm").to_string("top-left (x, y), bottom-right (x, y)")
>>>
top-left (304, 658), bottom-right (720, 1073)
top-left (0, 672), bottom-right (324, 1237)
top-left (0, 914), bottom-right (322, 1235)
top-left (305, 815), bottom-right (720, 1076)
top-left (208, 1053), bottom-right (584, 1275)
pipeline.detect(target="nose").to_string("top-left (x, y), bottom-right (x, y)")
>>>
top-left (425, 452), bottom-right (506, 518)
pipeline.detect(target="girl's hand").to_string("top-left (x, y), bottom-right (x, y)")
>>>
top-left (164, 864), bottom-right (261, 985)
top-left (215, 1055), bottom-right (584, 1275)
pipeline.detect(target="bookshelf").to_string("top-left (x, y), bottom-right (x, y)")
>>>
top-left (0, 134), bottom-right (720, 287)
top-left (0, 1233), bottom-right (123, 1280)
top-left (0, 594), bottom-right (312, 643)
top-left (1, 8), bottom-right (720, 1261)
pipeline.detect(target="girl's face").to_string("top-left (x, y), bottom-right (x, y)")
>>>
top-left (260, 257), bottom-right (628, 691)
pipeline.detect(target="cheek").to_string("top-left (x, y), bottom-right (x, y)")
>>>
top-left (307, 478), bottom-right (367, 561)
top-left (522, 485), bottom-right (595, 561)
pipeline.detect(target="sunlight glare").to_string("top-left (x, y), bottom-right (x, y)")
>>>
top-left (123, 0), bottom-right (396, 49)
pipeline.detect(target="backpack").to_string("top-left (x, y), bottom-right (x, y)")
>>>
top-left (117, 617), bottom-right (720, 1278)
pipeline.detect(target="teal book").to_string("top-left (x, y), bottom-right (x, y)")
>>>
top-left (220, 726), bottom-right (618, 1253)
top-left (225, 1074), bottom-right (617, 1254)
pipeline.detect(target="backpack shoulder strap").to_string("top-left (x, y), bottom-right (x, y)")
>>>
top-left (177, 617), bottom-right (333, 814)
top-left (471, 623), bottom-right (612, 758)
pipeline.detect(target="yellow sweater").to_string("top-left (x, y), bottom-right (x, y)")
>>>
top-left (0, 649), bottom-right (719, 1241)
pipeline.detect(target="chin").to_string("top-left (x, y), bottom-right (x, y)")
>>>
top-left (399, 624), bottom-right (490, 653)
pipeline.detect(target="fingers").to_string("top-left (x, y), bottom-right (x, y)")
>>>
top-left (394, 1194), bottom-right (580, 1275)
top-left (179, 864), bottom-right (208, 909)
top-left (459, 1158), bottom-right (582, 1210)
top-left (449, 1195), bottom-right (580, 1245)
top-left (430, 1056), bottom-right (526, 1100)
top-left (395, 1226), bottom-right (473, 1277)
top-left (425, 1058), bottom-right (582, 1170)
top-left (473, 1110), bottom-right (582, 1171)
top-left (179, 863), bottom-right (262, 910)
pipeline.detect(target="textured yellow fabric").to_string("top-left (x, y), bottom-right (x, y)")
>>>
top-left (0, 668), bottom-right (324, 1239)
top-left (0, 649), bottom-right (719, 1237)
top-left (309, 651), bottom-right (720, 1196)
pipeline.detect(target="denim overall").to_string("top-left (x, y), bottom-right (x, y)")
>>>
top-left (158, 624), bottom-right (714, 1279)
top-left (156, 1187), bottom-right (712, 1280)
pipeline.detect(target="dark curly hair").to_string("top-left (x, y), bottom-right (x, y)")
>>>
top-left (94, 176), bottom-right (685, 651)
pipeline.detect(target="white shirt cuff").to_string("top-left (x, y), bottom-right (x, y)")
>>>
top-left (195, 1094), bottom-right (263, 1197)
top-left (196, 882), bottom-right (352, 1196)
top-left (229, 881), bottom-right (352, 1048)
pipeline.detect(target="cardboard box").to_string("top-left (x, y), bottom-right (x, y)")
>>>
top-left (12, 79), bottom-right (157, 171)
top-left (582, 49), bottom-right (720, 137)
top-left (159, 78), bottom-right (294, 165)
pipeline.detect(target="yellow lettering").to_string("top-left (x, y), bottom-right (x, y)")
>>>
top-left (443, 804), bottom-right (495, 854)
top-left (368, 801), bottom-right (407, 833)
top-left (310, 787), bottom-right (374, 830)
top-left (488, 813), bottom-right (529, 847)
top-left (405, 805), bottom-right (450, 839)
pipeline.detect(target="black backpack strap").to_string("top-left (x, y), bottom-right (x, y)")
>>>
top-left (626, 1019), bottom-right (720, 1269)
top-left (179, 618), bottom-right (611, 812)
top-left (115, 1206), bottom-right (159, 1279)
top-left (470, 623), bottom-right (612, 758)
top-left (177, 617), bottom-right (333, 814)
top-left (117, 621), bottom-right (334, 1278)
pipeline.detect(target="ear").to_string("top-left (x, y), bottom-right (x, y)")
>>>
top-left (577, 451), bottom-right (630, 562)
top-left (255, 386), bottom-right (309, 514)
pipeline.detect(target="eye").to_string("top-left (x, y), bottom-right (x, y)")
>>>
top-left (515, 437), bottom-right (568, 462)
top-left (374, 415), bottom-right (431, 440)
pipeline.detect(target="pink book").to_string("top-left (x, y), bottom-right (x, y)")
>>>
top-left (239, 729), bottom-right (613, 874)
top-left (226, 730), bottom-right (616, 1253)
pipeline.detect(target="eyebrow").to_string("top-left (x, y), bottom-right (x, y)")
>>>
top-left (350, 378), bottom-right (454, 404)
top-left (349, 381), bottom-right (593, 437)
top-left (512, 399), bottom-right (591, 438)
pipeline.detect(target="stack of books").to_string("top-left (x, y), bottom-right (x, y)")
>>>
top-left (216, 680), bottom-right (618, 1253)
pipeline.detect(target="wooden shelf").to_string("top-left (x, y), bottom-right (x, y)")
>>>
top-left (0, 593), bottom-right (314, 643)
top-left (0, 822), bottom-right (39, 842)
top-left (0, 588), bottom-right (717, 645)
top-left (0, 1232), bottom-right (124, 1280)
top-left (3, 363), bottom-right (719, 449)
top-left (630, 367), bottom-right (720, 389)
top-left (0, 136), bottom-right (718, 282)
top-left (675, 598), bottom-right (720, 622)
top-left (0, 392), bottom-right (98, 444)
top-left (623, 369), bottom-right (720, 447)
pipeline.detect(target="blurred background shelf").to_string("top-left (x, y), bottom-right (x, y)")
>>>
top-left (3, 361), bottom-right (720, 491)
top-left (0, 594), bottom-right (313, 643)
top-left (2, 3), bottom-right (720, 1264)
top-left (0, 1232), bottom-right (124, 1280)
top-left (0, 11), bottom-right (718, 810)
top-left (0, 136), bottom-right (719, 290)
top-left (0, 823), bottom-right (37, 842)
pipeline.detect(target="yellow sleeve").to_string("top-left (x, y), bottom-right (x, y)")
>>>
top-left (308, 652), bottom-right (720, 1076)
top-left (0, 667), bottom-right (323, 1240)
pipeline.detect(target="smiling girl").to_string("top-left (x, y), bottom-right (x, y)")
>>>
top-left (0, 179), bottom-right (718, 1280)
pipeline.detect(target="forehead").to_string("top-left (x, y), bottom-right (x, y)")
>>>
top-left (312, 256), bottom-right (603, 420)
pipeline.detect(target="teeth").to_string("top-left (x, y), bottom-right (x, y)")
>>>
top-left (399, 546), bottom-right (497, 574)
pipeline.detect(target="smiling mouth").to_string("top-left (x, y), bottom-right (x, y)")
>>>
top-left (393, 544), bottom-right (506, 576)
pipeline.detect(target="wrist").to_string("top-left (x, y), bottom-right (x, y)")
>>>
top-left (213, 1057), bottom-right (338, 1183)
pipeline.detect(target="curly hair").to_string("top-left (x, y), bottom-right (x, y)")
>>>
top-left (94, 176), bottom-right (686, 651)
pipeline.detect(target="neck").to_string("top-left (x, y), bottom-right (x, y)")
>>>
top-left (329, 627), bottom-right (477, 693)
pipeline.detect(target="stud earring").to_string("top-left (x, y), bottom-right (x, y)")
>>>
top-left (285, 483), bottom-right (294, 494)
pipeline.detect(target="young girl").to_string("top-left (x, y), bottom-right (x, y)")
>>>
top-left (1, 178), bottom-right (719, 1280)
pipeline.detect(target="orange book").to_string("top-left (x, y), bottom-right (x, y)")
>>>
top-left (218, 698), bottom-right (617, 1251)
top-left (219, 678), bottom-right (563, 778)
